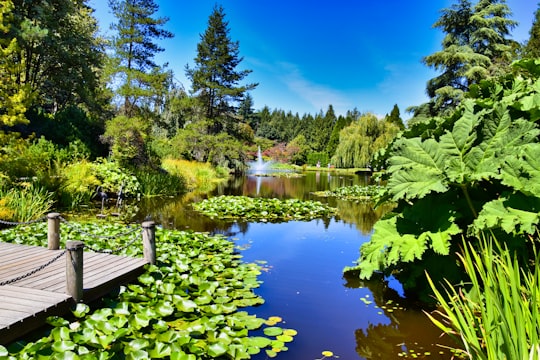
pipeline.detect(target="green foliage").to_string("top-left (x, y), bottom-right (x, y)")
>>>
top-left (58, 161), bottom-right (101, 209)
top-left (0, 183), bottom-right (54, 222)
top-left (326, 115), bottom-right (351, 159)
top-left (108, 0), bottom-right (173, 118)
top-left (426, 237), bottom-right (540, 360)
top-left (193, 195), bottom-right (337, 222)
top-left (102, 115), bottom-right (150, 166)
top-left (331, 113), bottom-right (400, 169)
top-left (384, 104), bottom-right (404, 130)
top-left (1, 223), bottom-right (296, 358)
top-left (134, 167), bottom-right (186, 197)
top-left (307, 152), bottom-right (329, 167)
top-left (313, 185), bottom-right (387, 202)
top-left (420, 0), bottom-right (517, 116)
top-left (524, 4), bottom-right (540, 59)
top-left (171, 124), bottom-right (249, 171)
top-left (91, 159), bottom-right (141, 198)
top-left (350, 60), bottom-right (540, 296)
top-left (186, 4), bottom-right (257, 133)
top-left (0, 0), bottom-right (32, 126)
top-left (3, 0), bottom-right (106, 115)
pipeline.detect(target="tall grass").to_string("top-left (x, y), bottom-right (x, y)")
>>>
top-left (134, 168), bottom-right (186, 197)
top-left (426, 237), bottom-right (540, 360)
top-left (161, 158), bottom-right (228, 192)
top-left (0, 184), bottom-right (55, 222)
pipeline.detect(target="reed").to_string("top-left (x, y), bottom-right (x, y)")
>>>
top-left (426, 237), bottom-right (540, 360)
top-left (134, 168), bottom-right (186, 197)
top-left (0, 184), bottom-right (54, 222)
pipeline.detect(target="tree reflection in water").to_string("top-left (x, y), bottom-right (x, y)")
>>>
top-left (344, 272), bottom-right (460, 359)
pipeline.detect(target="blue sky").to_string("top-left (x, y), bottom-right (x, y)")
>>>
top-left (90, 1), bottom-right (536, 119)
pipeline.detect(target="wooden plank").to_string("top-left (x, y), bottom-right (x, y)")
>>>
top-left (0, 242), bottom-right (148, 344)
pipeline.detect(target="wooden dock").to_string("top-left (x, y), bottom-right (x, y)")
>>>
top-left (0, 242), bottom-right (148, 344)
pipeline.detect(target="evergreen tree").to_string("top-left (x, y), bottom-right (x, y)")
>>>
top-left (421, 0), bottom-right (516, 116)
top-left (384, 104), bottom-right (405, 129)
top-left (326, 115), bottom-right (348, 159)
top-left (108, 0), bottom-right (173, 117)
top-left (309, 105), bottom-right (336, 153)
top-left (524, 3), bottom-right (540, 58)
top-left (238, 92), bottom-right (257, 128)
top-left (186, 4), bottom-right (257, 134)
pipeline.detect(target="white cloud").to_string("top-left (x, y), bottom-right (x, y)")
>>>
top-left (276, 62), bottom-right (352, 114)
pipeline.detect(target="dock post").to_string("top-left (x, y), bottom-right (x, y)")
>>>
top-left (47, 212), bottom-right (60, 250)
top-left (66, 240), bottom-right (84, 302)
top-left (142, 221), bottom-right (156, 265)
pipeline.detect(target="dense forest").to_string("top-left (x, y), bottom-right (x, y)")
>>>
top-left (2, 0), bottom-right (536, 173)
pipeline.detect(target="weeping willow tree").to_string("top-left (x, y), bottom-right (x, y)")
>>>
top-left (331, 113), bottom-right (400, 168)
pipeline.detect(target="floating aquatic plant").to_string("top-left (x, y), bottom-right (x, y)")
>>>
top-left (193, 195), bottom-right (337, 222)
top-left (0, 222), bottom-right (297, 359)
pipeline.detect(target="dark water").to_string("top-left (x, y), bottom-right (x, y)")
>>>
top-left (136, 172), bottom-right (457, 360)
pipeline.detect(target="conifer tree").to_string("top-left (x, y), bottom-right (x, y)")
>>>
top-left (186, 4), bottom-right (257, 135)
top-left (108, 0), bottom-right (173, 117)
top-left (524, 3), bottom-right (540, 59)
top-left (421, 0), bottom-right (516, 116)
top-left (385, 104), bottom-right (405, 129)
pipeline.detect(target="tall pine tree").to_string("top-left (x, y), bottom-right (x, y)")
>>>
top-left (108, 0), bottom-right (173, 117)
top-left (186, 4), bottom-right (257, 135)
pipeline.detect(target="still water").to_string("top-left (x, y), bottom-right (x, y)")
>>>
top-left (137, 172), bottom-right (457, 360)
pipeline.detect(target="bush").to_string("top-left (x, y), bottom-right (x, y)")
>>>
top-left (161, 158), bottom-right (226, 192)
top-left (91, 159), bottom-right (141, 198)
top-left (307, 152), bottom-right (328, 167)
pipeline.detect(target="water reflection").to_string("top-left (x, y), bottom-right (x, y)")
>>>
top-left (344, 273), bottom-right (457, 359)
top-left (134, 173), bottom-right (455, 359)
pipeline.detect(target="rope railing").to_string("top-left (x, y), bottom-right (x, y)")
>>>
top-left (0, 213), bottom-right (157, 302)
top-left (0, 216), bottom-right (48, 226)
top-left (0, 250), bottom-right (67, 286)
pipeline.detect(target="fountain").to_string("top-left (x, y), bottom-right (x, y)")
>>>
top-left (250, 146), bottom-right (271, 173)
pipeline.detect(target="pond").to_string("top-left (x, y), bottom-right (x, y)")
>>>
top-left (135, 172), bottom-right (457, 360)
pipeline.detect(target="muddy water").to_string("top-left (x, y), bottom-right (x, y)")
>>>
top-left (136, 172), bottom-right (459, 359)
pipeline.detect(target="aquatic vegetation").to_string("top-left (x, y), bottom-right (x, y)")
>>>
top-left (0, 222), bottom-right (296, 359)
top-left (193, 195), bottom-right (337, 222)
top-left (426, 237), bottom-right (540, 360)
top-left (252, 172), bottom-right (303, 178)
top-left (313, 185), bottom-right (387, 202)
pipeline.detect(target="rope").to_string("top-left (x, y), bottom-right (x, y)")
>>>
top-left (0, 216), bottom-right (48, 226)
top-left (0, 250), bottom-right (67, 286)
top-left (83, 234), bottom-right (141, 254)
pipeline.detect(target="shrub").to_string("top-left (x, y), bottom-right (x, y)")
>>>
top-left (307, 152), bottom-right (328, 167)
top-left (162, 158), bottom-right (226, 192)
top-left (91, 159), bottom-right (141, 198)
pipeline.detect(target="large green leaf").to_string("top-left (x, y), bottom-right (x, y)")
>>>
top-left (358, 196), bottom-right (462, 279)
top-left (387, 137), bottom-right (448, 201)
top-left (501, 144), bottom-right (540, 197)
top-left (473, 194), bottom-right (540, 235)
